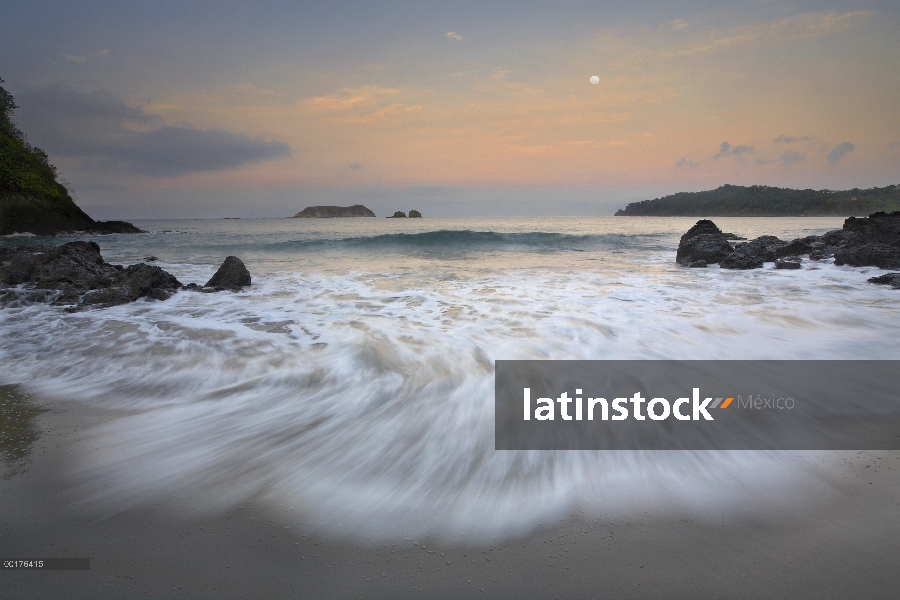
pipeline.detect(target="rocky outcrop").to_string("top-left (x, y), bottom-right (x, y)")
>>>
top-left (0, 241), bottom-right (180, 307)
top-left (409, 210), bottom-right (422, 218)
top-left (203, 256), bottom-right (251, 291)
top-left (869, 273), bottom-right (900, 289)
top-left (293, 205), bottom-right (376, 218)
top-left (388, 211), bottom-right (407, 218)
top-left (676, 211), bottom-right (900, 287)
top-left (1, 243), bottom-right (252, 308)
top-left (675, 220), bottom-right (734, 266)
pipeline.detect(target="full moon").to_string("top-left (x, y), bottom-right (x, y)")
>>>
top-left (590, 75), bottom-right (599, 85)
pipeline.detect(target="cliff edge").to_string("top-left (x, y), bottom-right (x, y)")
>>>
top-left (0, 79), bottom-right (142, 236)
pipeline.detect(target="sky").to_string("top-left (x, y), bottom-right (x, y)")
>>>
top-left (2, 1), bottom-right (899, 218)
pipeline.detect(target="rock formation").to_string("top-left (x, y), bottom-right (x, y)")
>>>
top-left (389, 211), bottom-right (407, 218)
top-left (676, 211), bottom-right (900, 287)
top-left (1, 243), bottom-right (251, 308)
top-left (408, 210), bottom-right (422, 218)
top-left (203, 256), bottom-right (251, 291)
top-left (293, 205), bottom-right (376, 218)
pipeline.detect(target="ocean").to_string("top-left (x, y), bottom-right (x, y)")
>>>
top-left (2, 216), bottom-right (898, 542)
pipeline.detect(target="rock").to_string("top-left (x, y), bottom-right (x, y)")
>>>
top-left (675, 220), bottom-right (734, 265)
top-left (389, 211), bottom-right (407, 218)
top-left (408, 210), bottom-right (422, 218)
top-left (722, 233), bottom-right (746, 240)
top-left (868, 272), bottom-right (900, 289)
top-left (833, 243), bottom-right (900, 269)
top-left (0, 241), bottom-right (181, 307)
top-left (675, 211), bottom-right (900, 284)
top-left (720, 247), bottom-right (764, 270)
top-left (688, 260), bottom-right (707, 268)
top-left (143, 256), bottom-right (158, 262)
top-left (775, 257), bottom-right (802, 269)
top-left (204, 256), bottom-right (251, 291)
top-left (292, 205), bottom-right (376, 218)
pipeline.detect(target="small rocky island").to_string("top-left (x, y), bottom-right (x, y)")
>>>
top-left (293, 205), bottom-right (375, 218)
top-left (387, 210), bottom-right (422, 218)
top-left (676, 211), bottom-right (900, 288)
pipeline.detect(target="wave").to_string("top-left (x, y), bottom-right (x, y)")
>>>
top-left (268, 230), bottom-right (666, 255)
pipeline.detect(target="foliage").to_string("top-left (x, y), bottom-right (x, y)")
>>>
top-left (615, 184), bottom-right (900, 217)
top-left (0, 78), bottom-right (69, 200)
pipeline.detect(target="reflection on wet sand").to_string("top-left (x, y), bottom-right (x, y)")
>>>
top-left (0, 385), bottom-right (47, 479)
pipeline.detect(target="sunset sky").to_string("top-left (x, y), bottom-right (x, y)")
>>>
top-left (3, 1), bottom-right (899, 218)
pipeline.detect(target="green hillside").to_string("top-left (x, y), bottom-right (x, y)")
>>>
top-left (615, 184), bottom-right (900, 217)
top-left (0, 78), bottom-right (97, 235)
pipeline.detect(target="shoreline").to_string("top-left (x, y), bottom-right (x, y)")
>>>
top-left (3, 386), bottom-right (900, 598)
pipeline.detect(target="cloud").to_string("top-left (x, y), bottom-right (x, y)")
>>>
top-left (675, 158), bottom-right (700, 169)
top-left (18, 84), bottom-right (289, 177)
top-left (305, 87), bottom-right (400, 113)
top-left (774, 135), bottom-right (810, 144)
top-left (445, 31), bottom-right (463, 41)
top-left (671, 11), bottom-right (870, 58)
top-left (780, 151), bottom-right (805, 166)
top-left (62, 54), bottom-right (88, 64)
top-left (714, 141), bottom-right (754, 160)
top-left (827, 142), bottom-right (855, 165)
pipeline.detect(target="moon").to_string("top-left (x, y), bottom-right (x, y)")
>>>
top-left (590, 75), bottom-right (599, 85)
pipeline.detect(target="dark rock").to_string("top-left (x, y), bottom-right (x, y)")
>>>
top-left (722, 233), bottom-right (746, 240)
top-left (688, 260), bottom-right (707, 268)
top-left (676, 220), bottom-right (734, 265)
top-left (389, 211), bottom-right (407, 218)
top-left (293, 205), bottom-right (375, 218)
top-left (675, 211), bottom-right (900, 282)
top-left (775, 257), bottom-right (802, 269)
top-left (408, 210), bottom-right (422, 218)
top-left (0, 241), bottom-right (181, 307)
top-left (204, 256), bottom-right (251, 291)
top-left (841, 211), bottom-right (900, 245)
top-left (868, 272), bottom-right (900, 289)
top-left (833, 243), bottom-right (900, 269)
top-left (720, 247), bottom-right (764, 270)
top-left (143, 256), bottom-right (159, 262)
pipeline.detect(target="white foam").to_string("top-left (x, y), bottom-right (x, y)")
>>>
top-left (2, 217), bottom-right (898, 541)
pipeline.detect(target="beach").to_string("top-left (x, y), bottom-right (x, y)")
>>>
top-left (3, 216), bottom-right (900, 597)
top-left (4, 389), bottom-right (900, 598)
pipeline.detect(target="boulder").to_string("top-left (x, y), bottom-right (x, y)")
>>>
top-left (869, 273), bottom-right (900, 289)
top-left (204, 256), bottom-right (251, 291)
top-left (0, 241), bottom-right (181, 307)
top-left (775, 257), bottom-right (802, 269)
top-left (675, 220), bottom-right (734, 265)
top-left (409, 210), bottom-right (422, 218)
top-left (833, 243), bottom-right (900, 269)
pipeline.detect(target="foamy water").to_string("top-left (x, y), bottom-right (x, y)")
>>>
top-left (2, 217), bottom-right (898, 540)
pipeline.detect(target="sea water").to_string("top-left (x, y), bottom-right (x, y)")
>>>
top-left (2, 216), bottom-right (898, 540)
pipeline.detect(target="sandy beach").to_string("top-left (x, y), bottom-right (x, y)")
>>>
top-left (3, 386), bottom-right (899, 599)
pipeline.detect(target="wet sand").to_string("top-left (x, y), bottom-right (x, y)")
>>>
top-left (3, 387), bottom-right (900, 599)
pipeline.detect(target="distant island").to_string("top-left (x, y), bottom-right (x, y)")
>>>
top-left (386, 210), bottom-right (423, 218)
top-left (0, 79), bottom-right (142, 236)
top-left (293, 205), bottom-right (376, 218)
top-left (614, 184), bottom-right (900, 217)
